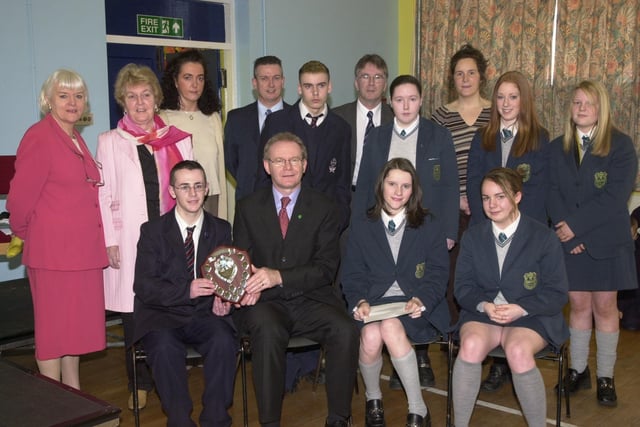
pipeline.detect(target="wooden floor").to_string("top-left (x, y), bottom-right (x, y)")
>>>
top-left (3, 325), bottom-right (639, 427)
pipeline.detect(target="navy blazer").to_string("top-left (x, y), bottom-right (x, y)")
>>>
top-left (467, 129), bottom-right (550, 226)
top-left (341, 214), bottom-right (451, 335)
top-left (133, 209), bottom-right (232, 343)
top-left (332, 101), bottom-right (394, 180)
top-left (233, 186), bottom-right (344, 308)
top-left (224, 101), bottom-right (291, 200)
top-left (547, 129), bottom-right (637, 258)
top-left (455, 215), bottom-right (569, 348)
top-left (353, 117), bottom-right (460, 241)
top-left (255, 101), bottom-right (352, 230)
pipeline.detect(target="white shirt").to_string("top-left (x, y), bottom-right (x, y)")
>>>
top-left (258, 99), bottom-right (284, 131)
top-left (353, 100), bottom-right (382, 184)
top-left (174, 210), bottom-right (205, 279)
top-left (299, 102), bottom-right (328, 127)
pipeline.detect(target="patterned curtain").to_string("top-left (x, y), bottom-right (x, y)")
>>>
top-left (554, 0), bottom-right (639, 176)
top-left (417, 0), bottom-right (640, 177)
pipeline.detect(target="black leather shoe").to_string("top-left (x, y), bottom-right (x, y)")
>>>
top-left (597, 377), bottom-right (617, 407)
top-left (325, 416), bottom-right (352, 427)
top-left (405, 412), bottom-right (430, 427)
top-left (480, 361), bottom-right (511, 392)
top-left (557, 366), bottom-right (592, 395)
top-left (389, 369), bottom-right (402, 390)
top-left (365, 399), bottom-right (385, 427)
top-left (418, 355), bottom-right (435, 387)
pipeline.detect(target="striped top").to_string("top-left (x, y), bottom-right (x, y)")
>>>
top-left (432, 105), bottom-right (491, 195)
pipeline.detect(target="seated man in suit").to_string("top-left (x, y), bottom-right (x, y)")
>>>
top-left (133, 160), bottom-right (237, 427)
top-left (224, 55), bottom-right (289, 201)
top-left (233, 132), bottom-right (359, 427)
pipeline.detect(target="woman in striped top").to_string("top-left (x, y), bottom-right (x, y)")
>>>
top-left (432, 44), bottom-right (491, 218)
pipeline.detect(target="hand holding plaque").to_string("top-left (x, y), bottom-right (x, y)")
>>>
top-left (201, 246), bottom-right (251, 303)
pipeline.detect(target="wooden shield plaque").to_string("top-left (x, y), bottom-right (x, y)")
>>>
top-left (201, 246), bottom-right (251, 303)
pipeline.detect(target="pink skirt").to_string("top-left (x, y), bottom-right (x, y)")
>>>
top-left (28, 268), bottom-right (106, 360)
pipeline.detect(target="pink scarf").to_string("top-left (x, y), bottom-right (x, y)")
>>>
top-left (118, 114), bottom-right (191, 214)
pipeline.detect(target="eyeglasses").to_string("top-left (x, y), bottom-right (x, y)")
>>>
top-left (268, 157), bottom-right (304, 168)
top-left (173, 183), bottom-right (207, 193)
top-left (358, 73), bottom-right (385, 83)
top-left (86, 160), bottom-right (104, 187)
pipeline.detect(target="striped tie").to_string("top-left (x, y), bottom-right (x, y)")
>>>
top-left (185, 226), bottom-right (195, 275)
top-left (365, 110), bottom-right (375, 136)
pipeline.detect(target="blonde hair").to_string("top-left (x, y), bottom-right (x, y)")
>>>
top-left (39, 69), bottom-right (89, 114)
top-left (113, 63), bottom-right (163, 110)
top-left (562, 80), bottom-right (613, 157)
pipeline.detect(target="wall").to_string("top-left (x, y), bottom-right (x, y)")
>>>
top-left (0, 0), bottom-right (400, 281)
top-left (231, 0), bottom-right (398, 109)
top-left (0, 0), bottom-right (110, 280)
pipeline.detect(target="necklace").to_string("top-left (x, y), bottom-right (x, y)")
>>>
top-left (185, 111), bottom-right (194, 120)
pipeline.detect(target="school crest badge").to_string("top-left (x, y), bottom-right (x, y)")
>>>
top-left (594, 171), bottom-right (607, 189)
top-left (523, 272), bottom-right (537, 290)
top-left (329, 157), bottom-right (337, 174)
top-left (415, 262), bottom-right (425, 279)
top-left (516, 163), bottom-right (531, 183)
top-left (433, 165), bottom-right (441, 181)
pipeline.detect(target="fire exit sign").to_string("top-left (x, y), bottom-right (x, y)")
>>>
top-left (137, 14), bottom-right (184, 38)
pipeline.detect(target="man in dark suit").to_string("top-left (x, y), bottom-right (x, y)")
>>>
top-left (224, 55), bottom-right (290, 201)
top-left (233, 132), bottom-right (358, 427)
top-left (333, 54), bottom-right (394, 188)
top-left (256, 60), bottom-right (352, 231)
top-left (133, 160), bottom-right (237, 427)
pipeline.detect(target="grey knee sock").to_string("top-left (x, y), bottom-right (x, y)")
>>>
top-left (452, 357), bottom-right (482, 427)
top-left (595, 330), bottom-right (619, 378)
top-left (569, 328), bottom-right (592, 373)
top-left (512, 367), bottom-right (546, 427)
top-left (359, 357), bottom-right (383, 401)
top-left (391, 349), bottom-right (427, 417)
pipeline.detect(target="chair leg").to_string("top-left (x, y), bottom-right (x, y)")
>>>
top-left (132, 345), bottom-right (141, 427)
top-left (446, 334), bottom-right (453, 427)
top-left (312, 347), bottom-right (324, 392)
top-left (241, 339), bottom-right (249, 427)
top-left (563, 345), bottom-right (570, 418)
top-left (556, 347), bottom-right (563, 427)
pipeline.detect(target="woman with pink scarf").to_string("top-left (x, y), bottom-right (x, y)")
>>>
top-left (96, 63), bottom-right (192, 411)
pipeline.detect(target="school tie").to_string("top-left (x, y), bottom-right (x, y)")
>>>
top-left (279, 196), bottom-right (291, 238)
top-left (399, 129), bottom-right (407, 137)
top-left (365, 111), bottom-right (375, 136)
top-left (501, 128), bottom-right (513, 142)
top-left (581, 135), bottom-right (592, 152)
top-left (306, 113), bottom-right (324, 128)
top-left (185, 226), bottom-right (196, 276)
top-left (498, 232), bottom-right (507, 243)
top-left (261, 109), bottom-right (272, 132)
top-left (388, 219), bottom-right (396, 233)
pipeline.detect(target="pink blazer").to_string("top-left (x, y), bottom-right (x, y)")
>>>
top-left (8, 114), bottom-right (108, 270)
top-left (97, 128), bottom-right (193, 312)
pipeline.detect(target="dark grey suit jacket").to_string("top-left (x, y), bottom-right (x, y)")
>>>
top-left (233, 186), bottom-right (344, 307)
top-left (332, 100), bottom-right (394, 180)
top-left (224, 101), bottom-right (291, 200)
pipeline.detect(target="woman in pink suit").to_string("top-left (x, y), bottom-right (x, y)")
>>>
top-left (96, 63), bottom-right (192, 410)
top-left (8, 69), bottom-right (108, 389)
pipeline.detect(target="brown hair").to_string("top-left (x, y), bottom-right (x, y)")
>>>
top-left (481, 167), bottom-right (523, 208)
top-left (481, 71), bottom-right (547, 157)
top-left (368, 158), bottom-right (429, 228)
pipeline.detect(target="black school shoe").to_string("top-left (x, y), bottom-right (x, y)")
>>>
top-left (597, 377), bottom-right (617, 407)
